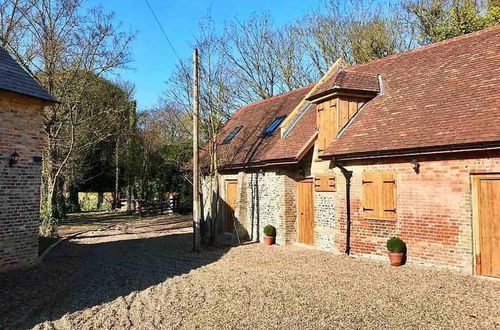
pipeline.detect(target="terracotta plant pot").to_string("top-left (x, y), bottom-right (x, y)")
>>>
top-left (263, 235), bottom-right (275, 245)
top-left (388, 252), bottom-right (405, 266)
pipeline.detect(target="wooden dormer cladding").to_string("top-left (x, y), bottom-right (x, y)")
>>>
top-left (306, 70), bottom-right (380, 152)
top-left (316, 95), bottom-right (367, 152)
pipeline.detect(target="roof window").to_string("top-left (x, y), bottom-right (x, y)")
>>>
top-left (222, 126), bottom-right (242, 144)
top-left (262, 115), bottom-right (286, 137)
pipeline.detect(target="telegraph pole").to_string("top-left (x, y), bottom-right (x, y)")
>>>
top-left (192, 48), bottom-right (201, 252)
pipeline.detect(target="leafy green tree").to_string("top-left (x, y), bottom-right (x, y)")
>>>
top-left (349, 18), bottom-right (399, 64)
top-left (405, 0), bottom-right (500, 43)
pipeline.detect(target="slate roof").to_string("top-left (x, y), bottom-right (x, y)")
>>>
top-left (321, 25), bottom-right (500, 158)
top-left (214, 84), bottom-right (314, 169)
top-left (0, 46), bottom-right (56, 102)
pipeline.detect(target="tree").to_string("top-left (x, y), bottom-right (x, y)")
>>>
top-left (404, 0), bottom-right (500, 43)
top-left (0, 0), bottom-right (134, 235)
top-left (65, 77), bottom-right (134, 213)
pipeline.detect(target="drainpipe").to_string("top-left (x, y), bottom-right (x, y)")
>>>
top-left (255, 170), bottom-right (261, 243)
top-left (332, 157), bottom-right (353, 255)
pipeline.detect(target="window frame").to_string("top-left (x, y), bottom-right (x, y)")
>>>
top-left (261, 115), bottom-right (286, 137)
top-left (221, 126), bottom-right (242, 144)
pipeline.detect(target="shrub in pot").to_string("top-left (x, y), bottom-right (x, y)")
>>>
top-left (263, 225), bottom-right (276, 245)
top-left (386, 237), bottom-right (406, 266)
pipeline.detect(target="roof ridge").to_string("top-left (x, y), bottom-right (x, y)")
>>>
top-left (237, 84), bottom-right (315, 110)
top-left (350, 25), bottom-right (500, 70)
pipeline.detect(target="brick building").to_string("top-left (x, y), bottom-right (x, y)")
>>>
top-left (202, 26), bottom-right (500, 277)
top-left (0, 47), bottom-right (56, 271)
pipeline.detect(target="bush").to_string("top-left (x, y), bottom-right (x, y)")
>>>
top-left (263, 225), bottom-right (276, 237)
top-left (386, 237), bottom-right (406, 253)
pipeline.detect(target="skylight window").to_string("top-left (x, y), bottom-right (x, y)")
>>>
top-left (262, 115), bottom-right (286, 137)
top-left (222, 126), bottom-right (242, 144)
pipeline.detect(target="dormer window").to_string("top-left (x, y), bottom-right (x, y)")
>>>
top-left (222, 126), bottom-right (242, 144)
top-left (262, 115), bottom-right (286, 137)
top-left (306, 70), bottom-right (380, 152)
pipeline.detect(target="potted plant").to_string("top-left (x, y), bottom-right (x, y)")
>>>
top-left (386, 237), bottom-right (406, 266)
top-left (263, 225), bottom-right (276, 245)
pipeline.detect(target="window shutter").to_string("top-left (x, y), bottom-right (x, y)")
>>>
top-left (314, 175), bottom-right (336, 192)
top-left (328, 176), bottom-right (336, 190)
top-left (362, 172), bottom-right (377, 218)
top-left (380, 172), bottom-right (396, 220)
top-left (314, 177), bottom-right (322, 189)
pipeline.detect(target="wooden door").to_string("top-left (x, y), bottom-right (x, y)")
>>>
top-left (225, 180), bottom-right (237, 232)
top-left (297, 179), bottom-right (314, 245)
top-left (473, 174), bottom-right (500, 277)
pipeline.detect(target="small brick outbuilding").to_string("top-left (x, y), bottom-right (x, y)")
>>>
top-left (0, 46), bottom-right (56, 271)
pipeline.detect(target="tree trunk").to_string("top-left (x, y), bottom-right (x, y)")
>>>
top-left (97, 191), bottom-right (104, 210)
top-left (114, 136), bottom-right (120, 210)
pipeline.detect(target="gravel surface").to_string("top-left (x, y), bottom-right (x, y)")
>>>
top-left (1, 215), bottom-right (499, 329)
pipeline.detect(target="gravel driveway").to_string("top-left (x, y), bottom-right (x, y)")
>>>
top-left (1, 215), bottom-right (499, 329)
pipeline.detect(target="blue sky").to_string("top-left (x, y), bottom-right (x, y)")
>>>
top-left (89, 0), bottom-right (322, 111)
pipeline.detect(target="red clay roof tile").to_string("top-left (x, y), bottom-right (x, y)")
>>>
top-left (322, 26), bottom-right (500, 158)
top-left (216, 84), bottom-right (314, 169)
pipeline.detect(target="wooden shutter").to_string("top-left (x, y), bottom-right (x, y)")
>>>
top-left (362, 172), bottom-right (377, 219)
top-left (363, 172), bottom-right (397, 220)
top-left (380, 172), bottom-right (396, 220)
top-left (314, 175), bottom-right (336, 192)
top-left (317, 99), bottom-right (338, 152)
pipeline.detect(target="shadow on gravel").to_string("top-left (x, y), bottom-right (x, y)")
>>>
top-left (0, 230), bottom-right (230, 329)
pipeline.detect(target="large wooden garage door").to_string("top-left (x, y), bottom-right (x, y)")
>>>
top-left (225, 180), bottom-right (237, 232)
top-left (297, 179), bottom-right (314, 245)
top-left (473, 174), bottom-right (500, 277)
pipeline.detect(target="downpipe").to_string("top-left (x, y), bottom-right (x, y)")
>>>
top-left (332, 157), bottom-right (353, 255)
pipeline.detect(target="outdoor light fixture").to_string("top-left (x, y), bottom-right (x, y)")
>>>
top-left (9, 152), bottom-right (19, 167)
top-left (411, 158), bottom-right (420, 173)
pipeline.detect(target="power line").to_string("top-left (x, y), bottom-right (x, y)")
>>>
top-left (144, 0), bottom-right (183, 64)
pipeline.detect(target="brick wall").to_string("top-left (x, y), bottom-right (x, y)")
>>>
top-left (327, 153), bottom-right (500, 273)
top-left (0, 91), bottom-right (45, 271)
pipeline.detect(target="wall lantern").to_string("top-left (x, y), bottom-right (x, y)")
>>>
top-left (9, 152), bottom-right (20, 167)
top-left (410, 158), bottom-right (420, 173)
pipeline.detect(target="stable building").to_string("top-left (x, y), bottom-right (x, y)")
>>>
top-left (0, 46), bottom-right (56, 270)
top-left (202, 26), bottom-right (500, 277)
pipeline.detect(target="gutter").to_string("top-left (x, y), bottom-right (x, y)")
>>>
top-left (218, 157), bottom-right (299, 171)
top-left (320, 142), bottom-right (500, 161)
top-left (331, 157), bottom-right (353, 256)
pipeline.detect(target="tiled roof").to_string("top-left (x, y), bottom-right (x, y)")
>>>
top-left (215, 84), bottom-right (314, 169)
top-left (0, 46), bottom-right (56, 102)
top-left (322, 26), bottom-right (500, 158)
top-left (307, 69), bottom-right (379, 101)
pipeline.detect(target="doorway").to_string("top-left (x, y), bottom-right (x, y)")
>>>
top-left (473, 174), bottom-right (500, 277)
top-left (297, 178), bottom-right (314, 245)
top-left (225, 180), bottom-right (238, 232)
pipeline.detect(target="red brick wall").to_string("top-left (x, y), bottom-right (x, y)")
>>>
top-left (0, 91), bottom-right (46, 271)
top-left (331, 153), bottom-right (500, 273)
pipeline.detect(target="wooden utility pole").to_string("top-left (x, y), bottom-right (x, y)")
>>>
top-left (113, 135), bottom-right (120, 210)
top-left (192, 48), bottom-right (201, 252)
